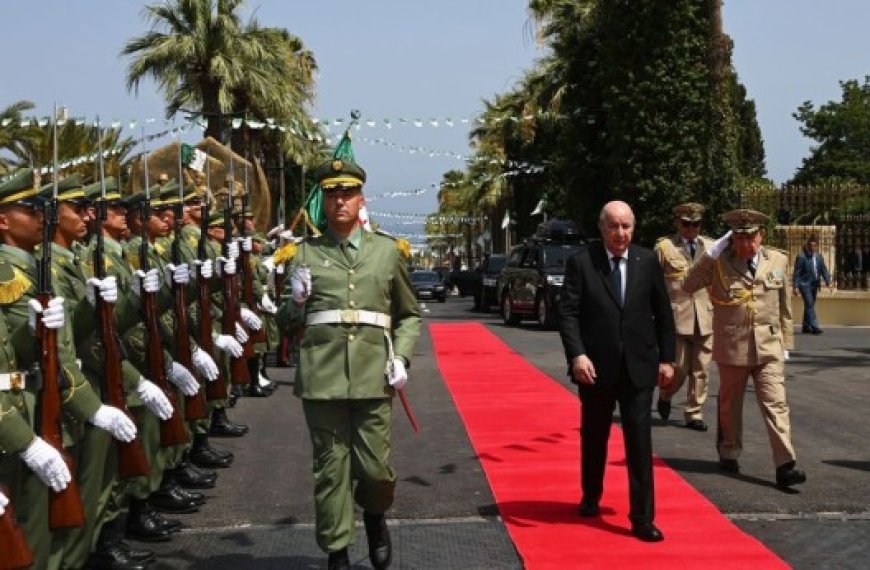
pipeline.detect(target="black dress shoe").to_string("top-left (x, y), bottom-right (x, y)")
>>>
top-left (802, 326), bottom-right (812, 333)
top-left (657, 399), bottom-right (671, 421)
top-left (578, 498), bottom-right (600, 517)
top-left (247, 381), bottom-right (271, 397)
top-left (125, 500), bottom-right (173, 543)
top-left (776, 462), bottom-right (807, 489)
top-left (209, 408), bottom-right (249, 438)
top-left (363, 512), bottom-right (392, 570)
top-left (327, 548), bottom-right (350, 570)
top-left (116, 540), bottom-right (155, 563)
top-left (174, 461), bottom-right (217, 489)
top-left (631, 522), bottom-right (664, 542)
top-left (685, 419), bottom-right (708, 432)
top-left (811, 328), bottom-right (824, 335)
top-left (149, 486), bottom-right (200, 514)
top-left (87, 538), bottom-right (149, 570)
top-left (719, 459), bottom-right (740, 473)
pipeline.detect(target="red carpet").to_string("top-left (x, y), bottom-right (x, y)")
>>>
top-left (430, 322), bottom-right (788, 569)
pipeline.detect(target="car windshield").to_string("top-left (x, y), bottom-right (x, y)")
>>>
top-left (410, 271), bottom-right (439, 283)
top-left (543, 244), bottom-right (582, 269)
top-left (487, 256), bottom-right (507, 272)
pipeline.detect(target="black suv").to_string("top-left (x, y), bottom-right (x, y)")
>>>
top-left (473, 254), bottom-right (507, 311)
top-left (497, 220), bottom-right (584, 328)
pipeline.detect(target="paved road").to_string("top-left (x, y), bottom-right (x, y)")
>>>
top-left (147, 295), bottom-right (870, 569)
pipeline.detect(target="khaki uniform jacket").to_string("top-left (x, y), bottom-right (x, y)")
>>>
top-left (0, 262), bottom-right (35, 454)
top-left (278, 231), bottom-right (421, 400)
top-left (683, 247), bottom-right (794, 367)
top-left (655, 235), bottom-right (713, 337)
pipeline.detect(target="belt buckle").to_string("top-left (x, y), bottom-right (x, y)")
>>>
top-left (10, 372), bottom-right (24, 391)
top-left (339, 309), bottom-right (358, 325)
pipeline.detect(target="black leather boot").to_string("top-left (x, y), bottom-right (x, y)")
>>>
top-left (208, 407), bottom-right (248, 437)
top-left (95, 519), bottom-right (155, 565)
top-left (327, 548), bottom-right (350, 570)
top-left (259, 354), bottom-right (277, 393)
top-left (247, 358), bottom-right (270, 397)
top-left (363, 512), bottom-right (392, 569)
top-left (125, 498), bottom-right (173, 543)
top-left (160, 471), bottom-right (206, 506)
top-left (150, 476), bottom-right (200, 514)
top-left (190, 433), bottom-right (234, 468)
top-left (228, 385), bottom-right (241, 407)
top-left (87, 537), bottom-right (149, 570)
top-left (174, 455), bottom-right (218, 488)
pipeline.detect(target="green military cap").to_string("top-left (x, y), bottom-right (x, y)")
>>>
top-left (39, 173), bottom-right (87, 203)
top-left (122, 186), bottom-right (166, 210)
top-left (672, 202), bottom-right (705, 222)
top-left (0, 168), bottom-right (43, 207)
top-left (313, 158), bottom-right (366, 190)
top-left (207, 212), bottom-right (225, 227)
top-left (155, 179), bottom-right (182, 208)
top-left (182, 182), bottom-right (202, 204)
top-left (83, 177), bottom-right (122, 203)
top-left (722, 208), bottom-right (769, 234)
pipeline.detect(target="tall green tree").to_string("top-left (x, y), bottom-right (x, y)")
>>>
top-left (0, 100), bottom-right (39, 175)
top-left (789, 76), bottom-right (870, 185)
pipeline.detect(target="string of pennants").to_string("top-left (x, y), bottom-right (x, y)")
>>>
top-left (369, 210), bottom-right (486, 223)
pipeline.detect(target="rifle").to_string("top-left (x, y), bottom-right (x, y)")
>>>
top-left (173, 145), bottom-right (207, 419)
top-left (0, 485), bottom-right (33, 570)
top-left (238, 159), bottom-right (266, 344)
top-left (139, 147), bottom-right (190, 447)
top-left (220, 166), bottom-right (250, 386)
top-left (199, 151), bottom-right (228, 401)
top-left (35, 108), bottom-right (85, 529)
top-left (95, 121), bottom-right (150, 478)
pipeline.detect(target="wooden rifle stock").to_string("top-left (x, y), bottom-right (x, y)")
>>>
top-left (198, 277), bottom-right (227, 401)
top-left (240, 249), bottom-right (267, 344)
top-left (221, 272), bottom-right (251, 384)
top-left (0, 485), bottom-right (33, 570)
top-left (98, 300), bottom-right (151, 479)
top-left (36, 293), bottom-right (85, 530)
top-left (174, 281), bottom-right (207, 419)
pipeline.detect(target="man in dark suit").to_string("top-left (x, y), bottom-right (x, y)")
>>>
top-left (792, 234), bottom-right (831, 334)
top-left (559, 200), bottom-right (676, 542)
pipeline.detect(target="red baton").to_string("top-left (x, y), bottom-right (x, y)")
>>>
top-left (397, 388), bottom-right (420, 433)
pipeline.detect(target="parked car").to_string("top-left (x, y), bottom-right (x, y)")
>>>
top-left (474, 254), bottom-right (508, 311)
top-left (497, 219), bottom-right (584, 328)
top-left (449, 269), bottom-right (480, 297)
top-left (410, 270), bottom-right (448, 302)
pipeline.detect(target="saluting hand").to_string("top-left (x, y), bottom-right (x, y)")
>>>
top-left (571, 355), bottom-right (597, 385)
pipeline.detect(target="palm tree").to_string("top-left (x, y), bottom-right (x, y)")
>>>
top-left (0, 100), bottom-right (39, 175)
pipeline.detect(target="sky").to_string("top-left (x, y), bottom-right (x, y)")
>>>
top-left (2, 0), bottom-right (869, 236)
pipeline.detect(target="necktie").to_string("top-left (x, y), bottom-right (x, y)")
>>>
top-left (340, 241), bottom-right (355, 264)
top-left (688, 240), bottom-right (696, 258)
top-left (747, 258), bottom-right (756, 277)
top-left (611, 256), bottom-right (623, 305)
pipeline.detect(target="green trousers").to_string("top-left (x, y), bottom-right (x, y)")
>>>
top-left (0, 454), bottom-right (52, 569)
top-left (302, 398), bottom-right (396, 553)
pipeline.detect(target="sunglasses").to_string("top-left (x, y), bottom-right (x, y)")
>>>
top-left (680, 220), bottom-right (701, 227)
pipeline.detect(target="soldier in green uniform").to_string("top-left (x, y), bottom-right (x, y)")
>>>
top-left (279, 157), bottom-right (421, 570)
top-left (683, 209), bottom-right (806, 490)
top-left (0, 168), bottom-right (138, 569)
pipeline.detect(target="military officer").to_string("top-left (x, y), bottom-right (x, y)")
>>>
top-left (278, 156), bottom-right (421, 570)
top-left (654, 202), bottom-right (714, 431)
top-left (682, 209), bottom-right (806, 490)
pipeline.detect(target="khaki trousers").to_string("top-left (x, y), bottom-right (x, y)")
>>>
top-left (302, 398), bottom-right (396, 553)
top-left (660, 334), bottom-right (712, 420)
top-left (716, 361), bottom-right (796, 468)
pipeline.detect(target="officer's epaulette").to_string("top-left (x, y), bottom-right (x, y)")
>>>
top-left (272, 242), bottom-right (297, 265)
top-left (375, 229), bottom-right (411, 260)
top-left (154, 242), bottom-right (166, 256)
top-left (0, 263), bottom-right (30, 304)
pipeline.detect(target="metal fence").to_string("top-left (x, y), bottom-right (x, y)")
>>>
top-left (739, 185), bottom-right (870, 290)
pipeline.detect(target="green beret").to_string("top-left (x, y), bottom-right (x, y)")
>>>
top-left (313, 158), bottom-right (366, 190)
top-left (722, 208), bottom-right (769, 234)
top-left (39, 173), bottom-right (86, 202)
top-left (672, 202), bottom-right (705, 222)
top-left (83, 177), bottom-right (122, 203)
top-left (0, 169), bottom-right (42, 206)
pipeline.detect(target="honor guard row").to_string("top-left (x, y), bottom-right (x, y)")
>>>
top-left (0, 163), bottom-right (285, 569)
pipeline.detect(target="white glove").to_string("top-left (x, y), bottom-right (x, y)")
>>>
top-left (387, 358), bottom-right (408, 390)
top-left (89, 405), bottom-right (137, 443)
top-left (165, 263), bottom-right (190, 285)
top-left (28, 297), bottom-right (65, 331)
top-left (21, 437), bottom-right (71, 492)
top-left (278, 229), bottom-right (295, 242)
top-left (191, 348), bottom-right (219, 381)
top-left (259, 293), bottom-right (278, 314)
top-left (167, 362), bottom-right (200, 397)
top-left (262, 256), bottom-right (276, 272)
top-left (136, 379), bottom-right (173, 420)
top-left (194, 258), bottom-right (213, 280)
top-left (216, 256), bottom-right (236, 276)
top-left (239, 236), bottom-right (253, 252)
top-left (290, 265), bottom-right (312, 304)
top-left (784, 350), bottom-right (790, 361)
top-left (132, 268), bottom-right (160, 295)
top-left (0, 489), bottom-right (7, 516)
top-left (266, 223), bottom-right (284, 238)
top-left (240, 307), bottom-right (262, 331)
top-left (227, 240), bottom-right (240, 259)
top-left (215, 334), bottom-right (243, 358)
top-left (276, 262), bottom-right (285, 275)
top-left (86, 276), bottom-right (119, 305)
top-left (709, 230), bottom-right (733, 259)
top-left (235, 322), bottom-right (249, 343)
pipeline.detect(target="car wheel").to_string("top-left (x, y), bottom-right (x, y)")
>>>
top-left (502, 294), bottom-right (521, 325)
top-left (536, 297), bottom-right (554, 329)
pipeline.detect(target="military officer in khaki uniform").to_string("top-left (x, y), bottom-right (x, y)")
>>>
top-left (654, 203), bottom-right (714, 431)
top-left (279, 156), bottom-right (421, 570)
top-left (682, 209), bottom-right (806, 490)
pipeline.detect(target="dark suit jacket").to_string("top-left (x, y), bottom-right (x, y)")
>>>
top-left (793, 250), bottom-right (831, 289)
top-left (559, 241), bottom-right (675, 389)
